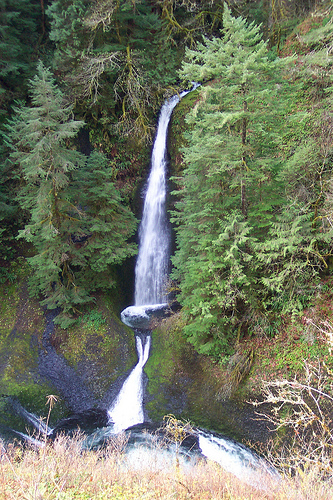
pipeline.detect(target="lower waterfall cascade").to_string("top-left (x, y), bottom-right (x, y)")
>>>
top-left (107, 335), bottom-right (151, 433)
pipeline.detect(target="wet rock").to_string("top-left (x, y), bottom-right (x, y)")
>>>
top-left (121, 303), bottom-right (169, 329)
top-left (50, 408), bottom-right (109, 438)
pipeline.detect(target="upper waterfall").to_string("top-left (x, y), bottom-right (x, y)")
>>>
top-left (134, 90), bottom-right (192, 306)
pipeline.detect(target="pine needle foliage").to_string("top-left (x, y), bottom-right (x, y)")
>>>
top-left (171, 7), bottom-right (294, 355)
top-left (71, 150), bottom-right (137, 292)
top-left (0, 0), bottom-right (41, 109)
top-left (171, 5), bottom-right (333, 357)
top-left (4, 62), bottom-right (137, 327)
top-left (255, 16), bottom-right (333, 317)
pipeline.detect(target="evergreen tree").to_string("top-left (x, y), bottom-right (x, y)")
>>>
top-left (255, 21), bottom-right (333, 315)
top-left (46, 0), bottom-right (230, 144)
top-left (0, 0), bottom-right (45, 279)
top-left (72, 150), bottom-right (137, 292)
top-left (46, 0), bottom-right (177, 142)
top-left (4, 61), bottom-right (88, 325)
top-left (0, 146), bottom-right (18, 282)
top-left (0, 0), bottom-right (43, 110)
top-left (171, 7), bottom-right (290, 355)
top-left (4, 62), bottom-right (137, 326)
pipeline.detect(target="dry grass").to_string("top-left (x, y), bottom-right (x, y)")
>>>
top-left (0, 432), bottom-right (332, 500)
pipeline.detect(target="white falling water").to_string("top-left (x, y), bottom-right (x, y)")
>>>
top-left (108, 336), bottom-right (151, 433)
top-left (134, 90), bottom-right (191, 306)
top-left (197, 430), bottom-right (280, 490)
top-left (114, 86), bottom-right (198, 432)
top-left (13, 406), bottom-right (53, 436)
top-left (107, 85), bottom-right (279, 488)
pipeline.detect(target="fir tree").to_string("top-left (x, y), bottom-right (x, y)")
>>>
top-left (0, 0), bottom-right (42, 110)
top-left (4, 62), bottom-right (138, 326)
top-left (72, 150), bottom-right (137, 292)
top-left (171, 7), bottom-right (290, 355)
top-left (46, 0), bottom-right (229, 144)
top-left (4, 62), bottom-right (88, 325)
top-left (46, 0), bottom-right (175, 141)
top-left (254, 21), bottom-right (333, 314)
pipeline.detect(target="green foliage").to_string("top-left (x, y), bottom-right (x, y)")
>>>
top-left (0, 0), bottom-right (43, 110)
top-left (4, 62), bottom-right (137, 327)
top-left (80, 310), bottom-right (106, 329)
top-left (171, 6), bottom-right (333, 357)
top-left (172, 211), bottom-right (255, 357)
top-left (254, 18), bottom-right (333, 315)
top-left (255, 207), bottom-right (324, 315)
top-left (71, 151), bottom-right (137, 292)
top-left (0, 266), bottom-right (16, 284)
top-left (46, 0), bottom-right (180, 142)
top-left (45, 0), bottom-right (234, 145)
top-left (172, 7), bottom-right (291, 355)
top-left (4, 61), bottom-right (89, 326)
top-left (0, 0), bottom-right (43, 273)
top-left (272, 339), bottom-right (328, 373)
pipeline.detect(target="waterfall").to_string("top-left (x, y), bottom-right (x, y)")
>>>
top-left (121, 86), bottom-right (198, 328)
top-left (5, 83), bottom-right (279, 491)
top-left (134, 90), bottom-right (193, 307)
top-left (113, 84), bottom-right (280, 488)
top-left (114, 90), bottom-right (192, 430)
top-left (197, 430), bottom-right (280, 490)
top-left (108, 335), bottom-right (151, 433)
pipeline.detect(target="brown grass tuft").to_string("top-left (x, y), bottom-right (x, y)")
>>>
top-left (0, 431), bottom-right (332, 499)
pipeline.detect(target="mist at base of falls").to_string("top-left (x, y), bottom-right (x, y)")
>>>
top-left (8, 411), bottom-right (279, 492)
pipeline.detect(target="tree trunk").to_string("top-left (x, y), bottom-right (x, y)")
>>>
top-left (241, 95), bottom-right (248, 218)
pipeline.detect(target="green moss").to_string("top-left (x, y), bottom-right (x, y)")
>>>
top-left (0, 263), bottom-right (137, 430)
top-left (0, 258), bottom-right (51, 424)
top-left (0, 258), bottom-right (44, 340)
top-left (0, 283), bottom-right (20, 339)
top-left (57, 322), bottom-right (108, 369)
top-left (0, 383), bottom-right (67, 429)
top-left (145, 313), bottom-right (187, 420)
top-left (53, 302), bottom-right (136, 401)
top-left (0, 282), bottom-right (61, 430)
top-left (145, 314), bottom-right (248, 437)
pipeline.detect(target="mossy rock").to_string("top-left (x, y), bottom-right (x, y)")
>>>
top-left (145, 313), bottom-right (271, 443)
top-left (0, 259), bottom-right (137, 434)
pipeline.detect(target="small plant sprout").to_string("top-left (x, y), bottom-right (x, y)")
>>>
top-left (162, 414), bottom-right (193, 467)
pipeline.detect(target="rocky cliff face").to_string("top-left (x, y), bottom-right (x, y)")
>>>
top-left (0, 268), bottom-right (136, 433)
